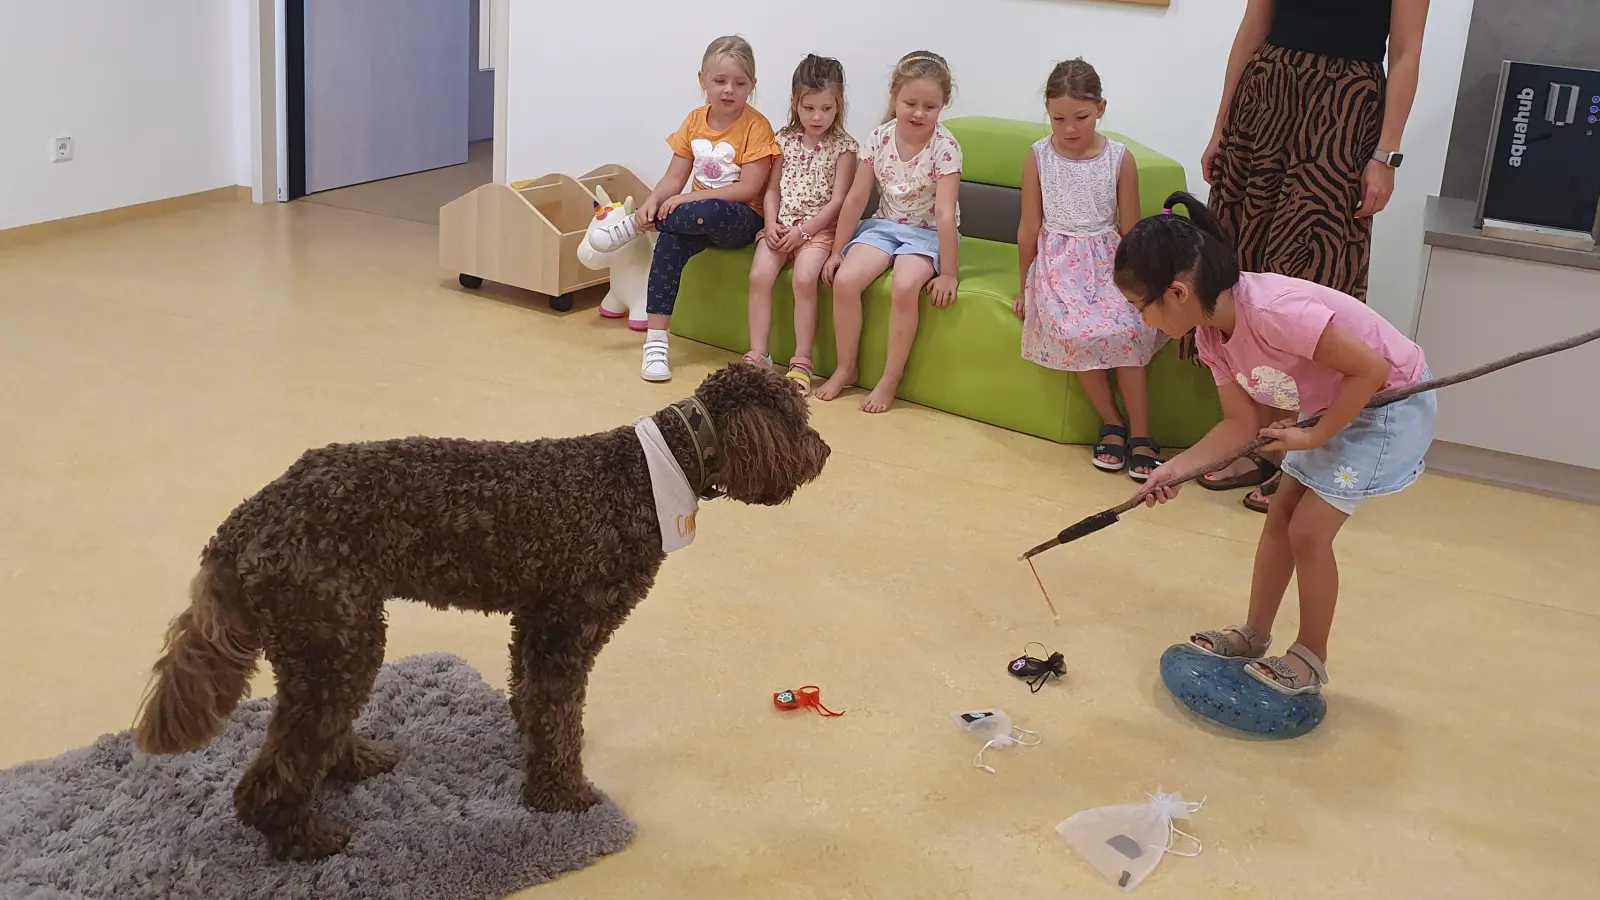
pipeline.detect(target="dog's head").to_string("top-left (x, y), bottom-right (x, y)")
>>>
top-left (696, 363), bottom-right (830, 506)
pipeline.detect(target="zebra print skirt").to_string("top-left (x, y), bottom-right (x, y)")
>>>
top-left (1208, 43), bottom-right (1386, 301)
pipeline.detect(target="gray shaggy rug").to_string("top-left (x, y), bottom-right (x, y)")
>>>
top-left (0, 653), bottom-right (635, 900)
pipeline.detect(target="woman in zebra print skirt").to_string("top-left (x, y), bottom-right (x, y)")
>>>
top-left (1196, 0), bottom-right (1430, 512)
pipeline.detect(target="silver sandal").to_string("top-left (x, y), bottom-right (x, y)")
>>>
top-left (1187, 624), bottom-right (1271, 660)
top-left (1246, 643), bottom-right (1329, 696)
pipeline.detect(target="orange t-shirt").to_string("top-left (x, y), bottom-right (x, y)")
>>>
top-left (666, 105), bottom-right (781, 214)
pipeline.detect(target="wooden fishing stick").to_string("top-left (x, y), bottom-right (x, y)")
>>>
top-left (1020, 325), bottom-right (1600, 562)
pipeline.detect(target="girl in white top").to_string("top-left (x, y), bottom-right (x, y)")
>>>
top-left (816, 51), bottom-right (963, 413)
top-left (1015, 58), bottom-right (1165, 479)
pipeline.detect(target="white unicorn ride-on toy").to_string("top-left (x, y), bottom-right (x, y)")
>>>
top-left (577, 184), bottom-right (656, 331)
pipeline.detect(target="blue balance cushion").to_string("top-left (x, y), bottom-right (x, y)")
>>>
top-left (1158, 643), bottom-right (1326, 738)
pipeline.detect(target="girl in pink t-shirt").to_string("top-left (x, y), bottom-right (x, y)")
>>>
top-left (1110, 191), bottom-right (1436, 697)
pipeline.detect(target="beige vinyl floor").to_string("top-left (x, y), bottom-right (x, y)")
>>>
top-left (1, 197), bottom-right (1597, 899)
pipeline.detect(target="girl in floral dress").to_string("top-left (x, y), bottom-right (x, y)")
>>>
top-left (1014, 59), bottom-right (1166, 479)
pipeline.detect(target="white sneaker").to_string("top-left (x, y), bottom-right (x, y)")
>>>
top-left (641, 335), bottom-right (671, 382)
top-left (588, 213), bottom-right (640, 253)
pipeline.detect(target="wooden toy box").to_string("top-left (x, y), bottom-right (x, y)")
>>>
top-left (438, 165), bottom-right (651, 311)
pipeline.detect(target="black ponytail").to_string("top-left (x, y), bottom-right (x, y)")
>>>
top-left (1113, 191), bottom-right (1240, 313)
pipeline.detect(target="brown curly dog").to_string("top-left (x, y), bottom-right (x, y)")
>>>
top-left (132, 363), bottom-right (829, 860)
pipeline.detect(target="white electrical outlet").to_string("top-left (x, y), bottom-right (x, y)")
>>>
top-left (52, 137), bottom-right (73, 163)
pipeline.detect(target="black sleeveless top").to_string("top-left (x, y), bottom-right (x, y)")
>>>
top-left (1268, 0), bottom-right (1393, 64)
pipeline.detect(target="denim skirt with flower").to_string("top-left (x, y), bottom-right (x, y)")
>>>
top-left (1281, 371), bottom-right (1438, 515)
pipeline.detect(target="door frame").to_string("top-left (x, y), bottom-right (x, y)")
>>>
top-left (247, 0), bottom-right (510, 205)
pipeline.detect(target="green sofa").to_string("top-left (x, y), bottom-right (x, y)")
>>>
top-left (669, 116), bottom-right (1223, 447)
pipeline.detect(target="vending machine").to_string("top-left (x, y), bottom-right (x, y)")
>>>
top-left (1475, 60), bottom-right (1600, 251)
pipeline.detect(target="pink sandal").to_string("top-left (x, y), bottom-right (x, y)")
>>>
top-left (742, 350), bottom-right (773, 369)
top-left (784, 357), bottom-right (815, 396)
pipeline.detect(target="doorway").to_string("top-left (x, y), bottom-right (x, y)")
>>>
top-left (255, 0), bottom-right (501, 225)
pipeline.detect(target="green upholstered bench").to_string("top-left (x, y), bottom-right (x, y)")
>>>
top-left (669, 116), bottom-right (1223, 447)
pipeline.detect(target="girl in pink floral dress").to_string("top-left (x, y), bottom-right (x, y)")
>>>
top-left (1014, 59), bottom-right (1167, 479)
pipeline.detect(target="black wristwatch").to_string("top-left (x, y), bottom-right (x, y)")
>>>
top-left (1373, 149), bottom-right (1404, 169)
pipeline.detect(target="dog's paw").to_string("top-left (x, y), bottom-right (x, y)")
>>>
top-left (268, 819), bottom-right (351, 861)
top-left (522, 778), bottom-right (600, 814)
top-left (329, 739), bottom-right (399, 782)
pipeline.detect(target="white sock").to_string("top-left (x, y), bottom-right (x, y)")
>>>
top-left (646, 329), bottom-right (669, 345)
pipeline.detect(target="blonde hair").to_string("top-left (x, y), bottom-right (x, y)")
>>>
top-left (1044, 57), bottom-right (1103, 103)
top-left (701, 34), bottom-right (756, 83)
top-left (883, 50), bottom-right (953, 123)
top-left (781, 54), bottom-right (850, 142)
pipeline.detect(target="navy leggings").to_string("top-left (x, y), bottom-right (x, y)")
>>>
top-left (646, 199), bottom-right (763, 316)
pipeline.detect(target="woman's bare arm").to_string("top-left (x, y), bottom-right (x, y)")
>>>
top-left (1379, 0), bottom-right (1430, 153)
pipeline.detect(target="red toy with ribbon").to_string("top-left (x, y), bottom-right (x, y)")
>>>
top-left (773, 685), bottom-right (844, 717)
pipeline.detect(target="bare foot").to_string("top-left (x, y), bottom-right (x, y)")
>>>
top-left (861, 381), bottom-right (898, 414)
top-left (813, 368), bottom-right (856, 402)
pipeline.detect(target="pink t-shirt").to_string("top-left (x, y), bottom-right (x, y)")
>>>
top-left (1194, 272), bottom-right (1426, 415)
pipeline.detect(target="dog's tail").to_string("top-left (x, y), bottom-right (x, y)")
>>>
top-left (134, 557), bottom-right (261, 755)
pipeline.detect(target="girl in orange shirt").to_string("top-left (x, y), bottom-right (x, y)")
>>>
top-left (587, 35), bottom-right (780, 382)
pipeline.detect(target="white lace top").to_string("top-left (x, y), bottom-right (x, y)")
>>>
top-left (1033, 136), bottom-right (1126, 237)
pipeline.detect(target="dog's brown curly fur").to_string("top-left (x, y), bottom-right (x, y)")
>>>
top-left (132, 364), bottom-right (828, 860)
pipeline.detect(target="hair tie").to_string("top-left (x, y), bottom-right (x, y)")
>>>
top-left (774, 685), bottom-right (845, 717)
top-left (1160, 208), bottom-right (1173, 215)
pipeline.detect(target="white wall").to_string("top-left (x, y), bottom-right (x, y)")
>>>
top-left (504, 0), bottom-right (1474, 332)
top-left (0, 0), bottom-right (241, 231)
top-left (231, 0), bottom-right (254, 187)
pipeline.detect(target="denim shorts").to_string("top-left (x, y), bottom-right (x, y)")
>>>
top-left (1281, 369), bottom-right (1437, 515)
top-left (844, 218), bottom-right (942, 273)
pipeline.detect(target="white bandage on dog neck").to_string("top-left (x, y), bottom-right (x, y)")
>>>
top-left (635, 416), bottom-right (698, 553)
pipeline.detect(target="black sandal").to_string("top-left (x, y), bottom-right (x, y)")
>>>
top-left (1126, 437), bottom-right (1162, 482)
top-left (1199, 452), bottom-right (1280, 491)
top-left (1243, 471), bottom-right (1282, 513)
top-left (1091, 424), bottom-right (1129, 472)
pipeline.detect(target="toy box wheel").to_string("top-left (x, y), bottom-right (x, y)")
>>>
top-left (549, 292), bottom-right (575, 312)
top-left (459, 274), bottom-right (484, 290)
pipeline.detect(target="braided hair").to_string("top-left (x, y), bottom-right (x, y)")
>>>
top-left (1113, 191), bottom-right (1240, 313)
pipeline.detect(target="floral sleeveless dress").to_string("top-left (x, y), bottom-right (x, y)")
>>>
top-left (1022, 137), bottom-right (1166, 371)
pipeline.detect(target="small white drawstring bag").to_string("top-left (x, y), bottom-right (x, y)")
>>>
top-left (1056, 790), bottom-right (1205, 891)
top-left (948, 709), bottom-right (1041, 773)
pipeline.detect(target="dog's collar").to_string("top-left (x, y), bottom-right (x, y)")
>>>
top-left (665, 397), bottom-right (724, 501)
